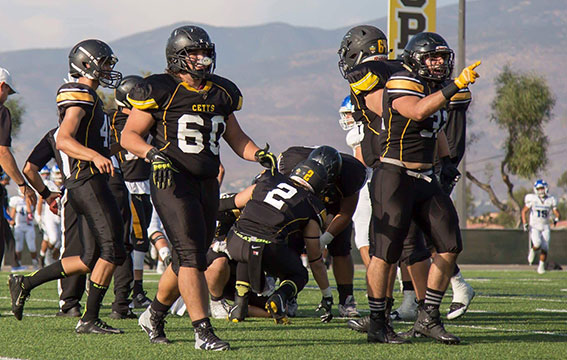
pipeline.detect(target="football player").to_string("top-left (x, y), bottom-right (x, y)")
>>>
top-left (278, 145), bottom-right (366, 318)
top-left (110, 75), bottom-right (153, 311)
top-left (224, 160), bottom-right (329, 324)
top-left (338, 96), bottom-right (373, 268)
top-left (363, 31), bottom-right (480, 344)
top-left (121, 25), bottom-right (275, 351)
top-left (522, 179), bottom-right (561, 274)
top-left (339, 27), bottom-right (433, 337)
top-left (35, 166), bottom-right (62, 267)
top-left (9, 39), bottom-right (126, 334)
top-left (8, 191), bottom-right (38, 269)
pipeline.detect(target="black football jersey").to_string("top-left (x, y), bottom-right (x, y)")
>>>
top-left (56, 82), bottom-right (109, 189)
top-left (278, 146), bottom-right (366, 214)
top-left (346, 60), bottom-right (404, 168)
top-left (234, 172), bottom-right (326, 245)
top-left (26, 128), bottom-right (64, 172)
top-left (108, 110), bottom-right (151, 182)
top-left (128, 73), bottom-right (242, 179)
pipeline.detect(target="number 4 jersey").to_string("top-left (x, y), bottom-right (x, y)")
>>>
top-left (525, 193), bottom-right (557, 229)
top-left (128, 73), bottom-right (243, 178)
top-left (56, 82), bottom-right (109, 189)
top-left (234, 172), bottom-right (327, 245)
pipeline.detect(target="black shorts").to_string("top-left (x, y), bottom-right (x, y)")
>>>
top-left (369, 163), bottom-right (462, 264)
top-left (226, 230), bottom-right (308, 294)
top-left (130, 193), bottom-right (152, 252)
top-left (151, 172), bottom-right (219, 272)
top-left (327, 223), bottom-right (352, 257)
top-left (67, 174), bottom-right (126, 269)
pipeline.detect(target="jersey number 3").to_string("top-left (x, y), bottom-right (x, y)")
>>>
top-left (264, 183), bottom-right (297, 210)
top-left (177, 114), bottom-right (225, 155)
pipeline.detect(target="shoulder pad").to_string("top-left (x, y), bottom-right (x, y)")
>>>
top-left (386, 70), bottom-right (425, 98)
top-left (56, 83), bottom-right (95, 108)
top-left (210, 74), bottom-right (243, 112)
top-left (347, 62), bottom-right (390, 95)
top-left (128, 74), bottom-right (174, 111)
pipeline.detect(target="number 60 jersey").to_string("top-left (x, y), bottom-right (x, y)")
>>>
top-left (128, 73), bottom-right (243, 178)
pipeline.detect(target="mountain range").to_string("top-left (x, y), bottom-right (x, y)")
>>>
top-left (1, 0), bottom-right (565, 197)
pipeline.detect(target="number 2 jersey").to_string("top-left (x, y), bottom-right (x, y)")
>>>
top-left (128, 73), bottom-right (242, 179)
top-left (234, 172), bottom-right (327, 245)
top-left (56, 82), bottom-right (109, 189)
top-left (524, 193), bottom-right (557, 229)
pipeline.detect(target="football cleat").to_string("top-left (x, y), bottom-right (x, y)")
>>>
top-left (56, 306), bottom-right (82, 317)
top-left (338, 295), bottom-right (360, 318)
top-left (228, 294), bottom-right (248, 323)
top-left (138, 307), bottom-right (171, 344)
top-left (413, 305), bottom-right (460, 344)
top-left (194, 322), bottom-right (230, 351)
top-left (367, 313), bottom-right (409, 344)
top-left (210, 298), bottom-right (231, 319)
top-left (8, 274), bottom-right (30, 321)
top-left (132, 291), bottom-right (152, 309)
top-left (447, 276), bottom-right (475, 320)
top-left (109, 309), bottom-right (138, 320)
top-left (75, 318), bottom-right (124, 334)
top-left (265, 293), bottom-right (290, 324)
top-left (348, 315), bottom-right (370, 333)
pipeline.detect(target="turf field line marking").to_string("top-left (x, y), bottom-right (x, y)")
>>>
top-left (476, 295), bottom-right (564, 303)
top-left (1, 311), bottom-right (55, 318)
top-left (0, 296), bottom-right (58, 303)
top-left (467, 310), bottom-right (497, 313)
top-left (450, 324), bottom-right (567, 337)
top-left (536, 308), bottom-right (567, 313)
top-left (561, 289), bottom-right (567, 292)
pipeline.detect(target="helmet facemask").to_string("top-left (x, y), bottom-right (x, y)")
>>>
top-left (410, 48), bottom-right (454, 82)
top-left (169, 46), bottom-right (215, 79)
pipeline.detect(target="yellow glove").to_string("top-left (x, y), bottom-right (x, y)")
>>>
top-left (454, 60), bottom-right (481, 89)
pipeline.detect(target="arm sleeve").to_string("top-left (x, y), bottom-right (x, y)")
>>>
top-left (385, 75), bottom-right (425, 102)
top-left (26, 132), bottom-right (55, 168)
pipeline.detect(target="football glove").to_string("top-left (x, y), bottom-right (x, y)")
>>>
top-left (440, 157), bottom-right (461, 195)
top-left (146, 147), bottom-right (178, 190)
top-left (254, 144), bottom-right (278, 175)
top-left (523, 223), bottom-right (529, 232)
top-left (315, 296), bottom-right (333, 323)
top-left (454, 61), bottom-right (481, 89)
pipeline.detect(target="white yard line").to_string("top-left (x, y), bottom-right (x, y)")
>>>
top-left (450, 324), bottom-right (567, 337)
top-left (536, 308), bottom-right (567, 313)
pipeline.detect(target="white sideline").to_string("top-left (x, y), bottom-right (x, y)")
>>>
top-left (450, 324), bottom-right (567, 337)
top-left (536, 308), bottom-right (567, 313)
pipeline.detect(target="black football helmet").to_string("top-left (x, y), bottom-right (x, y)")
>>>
top-left (308, 146), bottom-right (342, 185)
top-left (289, 159), bottom-right (328, 196)
top-left (402, 32), bottom-right (454, 82)
top-left (338, 25), bottom-right (388, 78)
top-left (68, 39), bottom-right (122, 88)
top-left (166, 25), bottom-right (216, 79)
top-left (115, 75), bottom-right (143, 109)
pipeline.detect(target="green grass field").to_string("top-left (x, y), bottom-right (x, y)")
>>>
top-left (1, 268), bottom-right (566, 360)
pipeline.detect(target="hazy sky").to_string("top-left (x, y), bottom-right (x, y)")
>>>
top-left (0, 0), bottom-right (459, 52)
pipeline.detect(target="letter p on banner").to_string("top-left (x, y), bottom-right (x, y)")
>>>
top-left (388, 0), bottom-right (437, 59)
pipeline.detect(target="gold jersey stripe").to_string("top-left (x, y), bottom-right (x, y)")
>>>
top-left (180, 81), bottom-right (212, 93)
top-left (56, 92), bottom-right (94, 104)
top-left (350, 72), bottom-right (380, 94)
top-left (128, 95), bottom-right (159, 110)
top-left (399, 118), bottom-right (412, 161)
top-left (386, 79), bottom-right (424, 94)
top-left (450, 91), bottom-right (471, 101)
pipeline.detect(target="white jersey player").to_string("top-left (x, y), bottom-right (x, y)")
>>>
top-left (521, 179), bottom-right (561, 274)
top-left (37, 166), bottom-right (63, 266)
top-left (339, 95), bottom-right (372, 268)
top-left (9, 194), bottom-right (38, 268)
